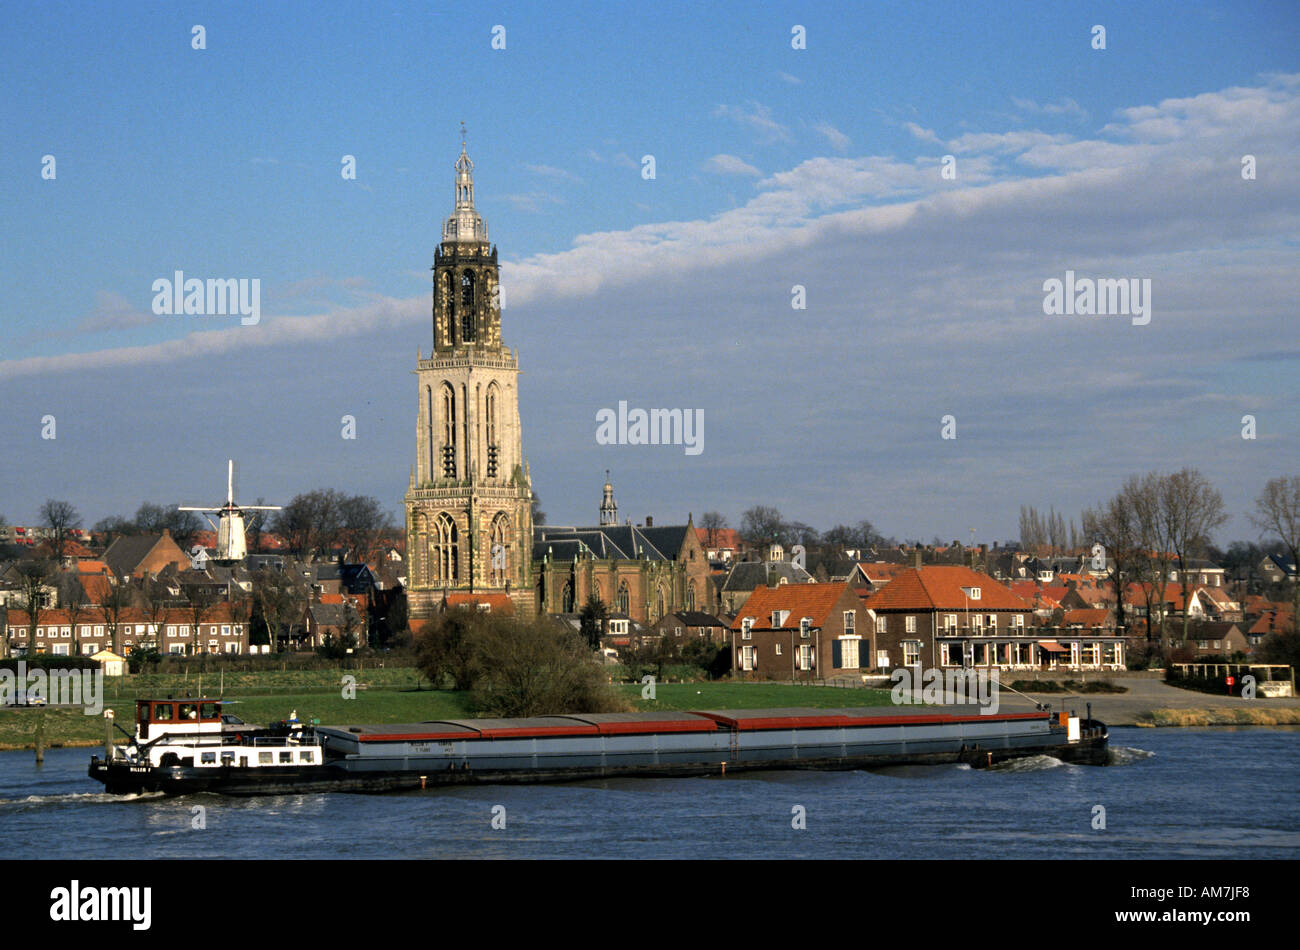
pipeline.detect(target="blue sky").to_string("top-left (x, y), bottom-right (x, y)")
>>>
top-left (2, 1), bottom-right (1298, 544)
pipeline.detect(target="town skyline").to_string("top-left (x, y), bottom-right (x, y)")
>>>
top-left (2, 2), bottom-right (1297, 542)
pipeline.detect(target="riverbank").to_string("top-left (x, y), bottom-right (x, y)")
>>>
top-left (4, 671), bottom-right (1297, 749)
top-left (995, 674), bottom-right (1300, 726)
top-left (0, 679), bottom-right (897, 750)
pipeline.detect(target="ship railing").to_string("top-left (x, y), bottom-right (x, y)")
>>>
top-left (142, 734), bottom-right (321, 749)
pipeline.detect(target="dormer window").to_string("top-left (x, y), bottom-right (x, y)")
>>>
top-left (970, 587), bottom-right (981, 600)
top-left (741, 617), bottom-right (754, 641)
top-left (800, 618), bottom-right (812, 639)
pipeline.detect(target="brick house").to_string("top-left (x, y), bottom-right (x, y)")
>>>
top-left (1188, 622), bottom-right (1248, 658)
top-left (102, 530), bottom-right (190, 580)
top-left (729, 582), bottom-right (867, 679)
top-left (864, 566), bottom-right (1124, 672)
top-left (652, 610), bottom-right (731, 643)
top-left (5, 604), bottom-right (249, 656)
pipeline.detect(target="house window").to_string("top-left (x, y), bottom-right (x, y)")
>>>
top-left (799, 618), bottom-right (811, 639)
top-left (797, 644), bottom-right (812, 671)
top-left (903, 641), bottom-right (920, 666)
top-left (987, 614), bottom-right (997, 629)
top-left (674, 627), bottom-right (682, 638)
top-left (944, 614), bottom-right (957, 631)
top-left (840, 637), bottom-right (859, 669)
top-left (1012, 615), bottom-right (1024, 629)
top-left (843, 610), bottom-right (855, 633)
top-left (741, 618), bottom-right (753, 641)
top-left (876, 616), bottom-right (887, 634)
top-left (969, 587), bottom-right (981, 600)
top-left (905, 616), bottom-right (916, 634)
top-left (221, 625), bottom-right (230, 636)
top-left (52, 644), bottom-right (69, 656)
top-left (741, 645), bottom-right (755, 671)
top-left (775, 643), bottom-right (782, 655)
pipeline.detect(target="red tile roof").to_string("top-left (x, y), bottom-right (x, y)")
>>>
top-left (730, 582), bottom-right (856, 631)
top-left (863, 567), bottom-right (1033, 612)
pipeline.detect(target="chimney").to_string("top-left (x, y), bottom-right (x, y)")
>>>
top-left (914, 548), bottom-right (922, 570)
top-left (646, 516), bottom-right (654, 527)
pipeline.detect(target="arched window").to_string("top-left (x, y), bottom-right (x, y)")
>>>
top-left (444, 272), bottom-right (456, 342)
top-left (433, 512), bottom-right (458, 582)
top-left (592, 580), bottom-right (603, 605)
top-left (562, 580), bottom-right (574, 613)
top-left (617, 581), bottom-right (630, 614)
top-left (686, 581), bottom-right (696, 611)
top-left (485, 384), bottom-right (499, 478)
top-left (490, 512), bottom-right (510, 586)
top-left (440, 384), bottom-right (456, 478)
top-left (460, 272), bottom-right (476, 342)
top-left (425, 386), bottom-right (435, 480)
top-left (414, 512), bottom-right (428, 585)
top-left (656, 586), bottom-right (665, 621)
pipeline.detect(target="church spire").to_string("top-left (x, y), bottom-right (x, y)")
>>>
top-left (443, 123), bottom-right (487, 243)
top-left (599, 470), bottom-right (618, 526)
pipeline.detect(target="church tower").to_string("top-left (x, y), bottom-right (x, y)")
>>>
top-left (599, 471), bottom-right (618, 526)
top-left (405, 135), bottom-right (534, 619)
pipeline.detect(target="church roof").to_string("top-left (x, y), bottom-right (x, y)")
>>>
top-left (534, 524), bottom-right (688, 563)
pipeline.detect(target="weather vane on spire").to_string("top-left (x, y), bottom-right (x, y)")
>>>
top-left (460, 120), bottom-right (467, 147)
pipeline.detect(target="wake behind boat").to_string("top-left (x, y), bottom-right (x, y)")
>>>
top-left (88, 696), bottom-right (1109, 796)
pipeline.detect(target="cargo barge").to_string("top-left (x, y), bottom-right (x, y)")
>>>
top-left (89, 697), bottom-right (1109, 796)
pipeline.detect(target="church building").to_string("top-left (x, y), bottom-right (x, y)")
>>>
top-left (405, 138), bottom-right (535, 619)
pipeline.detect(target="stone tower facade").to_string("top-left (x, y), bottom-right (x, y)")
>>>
top-left (405, 140), bottom-right (534, 619)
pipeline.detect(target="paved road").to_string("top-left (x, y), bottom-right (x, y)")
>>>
top-left (995, 675), bottom-right (1300, 725)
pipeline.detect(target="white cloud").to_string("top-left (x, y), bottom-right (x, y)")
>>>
top-left (712, 101), bottom-right (792, 143)
top-left (703, 154), bottom-right (761, 177)
top-left (813, 122), bottom-right (850, 151)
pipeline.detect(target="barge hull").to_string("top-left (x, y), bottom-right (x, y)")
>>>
top-left (88, 709), bottom-right (1108, 796)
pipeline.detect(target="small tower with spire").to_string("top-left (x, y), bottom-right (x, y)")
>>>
top-left (599, 471), bottom-right (618, 526)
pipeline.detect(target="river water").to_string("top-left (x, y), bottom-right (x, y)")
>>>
top-left (1, 727), bottom-right (1295, 859)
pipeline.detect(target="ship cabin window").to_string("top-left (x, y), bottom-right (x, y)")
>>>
top-left (279, 751), bottom-right (293, 763)
top-left (201, 752), bottom-right (217, 764)
top-left (259, 752), bottom-right (273, 764)
top-left (300, 751), bottom-right (315, 763)
top-left (221, 751), bottom-right (235, 766)
top-left (153, 703), bottom-right (174, 722)
top-left (199, 702), bottom-right (219, 719)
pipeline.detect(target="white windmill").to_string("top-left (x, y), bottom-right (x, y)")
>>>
top-left (178, 460), bottom-right (282, 563)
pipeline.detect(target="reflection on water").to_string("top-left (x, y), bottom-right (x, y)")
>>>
top-left (0, 728), bottom-right (1294, 859)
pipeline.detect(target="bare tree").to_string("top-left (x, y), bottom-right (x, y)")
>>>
top-left (1251, 475), bottom-right (1300, 633)
top-left (699, 511), bottom-right (728, 549)
top-left (1125, 473), bottom-right (1175, 647)
top-left (1160, 468), bottom-right (1227, 644)
top-left (184, 583), bottom-right (220, 656)
top-left (1082, 491), bottom-right (1141, 637)
top-left (337, 495), bottom-right (394, 562)
top-left (40, 499), bottom-right (81, 565)
top-left (740, 506), bottom-right (787, 548)
top-left (62, 577), bottom-right (89, 656)
top-left (97, 581), bottom-right (133, 655)
top-left (135, 577), bottom-right (173, 651)
top-left (16, 559), bottom-right (55, 654)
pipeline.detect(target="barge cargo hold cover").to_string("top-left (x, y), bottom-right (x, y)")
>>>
top-left (90, 702), bottom-right (1108, 796)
